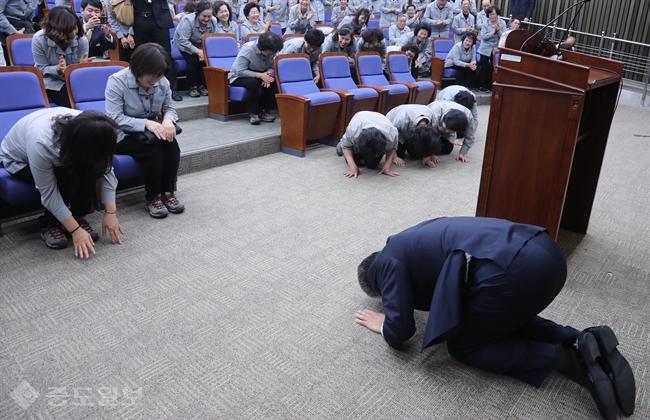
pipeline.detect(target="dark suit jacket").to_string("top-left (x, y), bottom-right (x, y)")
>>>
top-left (133, 0), bottom-right (173, 29)
top-left (368, 217), bottom-right (545, 350)
top-left (88, 26), bottom-right (117, 51)
top-left (509, 0), bottom-right (536, 20)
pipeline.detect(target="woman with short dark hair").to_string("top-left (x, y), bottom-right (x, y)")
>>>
top-left (0, 109), bottom-right (124, 256)
top-left (338, 7), bottom-right (369, 35)
top-left (213, 1), bottom-right (238, 37)
top-left (322, 24), bottom-right (357, 63)
top-left (477, 5), bottom-right (505, 91)
top-left (444, 31), bottom-right (478, 88)
top-left (32, 6), bottom-right (93, 107)
top-left (228, 31), bottom-right (284, 125)
top-left (239, 2), bottom-right (267, 45)
top-left (105, 43), bottom-right (184, 219)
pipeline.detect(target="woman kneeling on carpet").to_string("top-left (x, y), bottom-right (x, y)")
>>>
top-left (0, 109), bottom-right (124, 257)
top-left (105, 43), bottom-right (185, 219)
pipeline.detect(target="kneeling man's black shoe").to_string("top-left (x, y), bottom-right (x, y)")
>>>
top-left (584, 326), bottom-right (636, 416)
top-left (562, 332), bottom-right (617, 420)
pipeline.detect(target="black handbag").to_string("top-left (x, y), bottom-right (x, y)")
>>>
top-left (130, 124), bottom-right (182, 144)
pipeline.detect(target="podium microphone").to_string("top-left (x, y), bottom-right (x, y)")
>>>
top-left (520, 0), bottom-right (591, 53)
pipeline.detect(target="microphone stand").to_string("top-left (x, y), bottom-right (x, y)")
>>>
top-left (519, 0), bottom-right (590, 53)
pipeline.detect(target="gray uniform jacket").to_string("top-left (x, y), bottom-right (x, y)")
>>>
top-left (379, 0), bottom-right (403, 27)
top-left (423, 1), bottom-right (454, 37)
top-left (229, 40), bottom-right (276, 82)
top-left (0, 107), bottom-right (117, 222)
top-left (239, 18), bottom-right (266, 45)
top-left (397, 32), bottom-right (431, 72)
top-left (280, 36), bottom-right (321, 75)
top-left (410, 0), bottom-right (427, 12)
top-left (478, 17), bottom-right (505, 56)
top-left (0, 0), bottom-right (33, 35)
top-left (452, 12), bottom-right (474, 43)
top-left (340, 111), bottom-right (398, 153)
top-left (322, 32), bottom-right (357, 58)
top-left (32, 30), bottom-right (89, 91)
top-left (285, 3), bottom-right (315, 34)
top-left (238, 3), bottom-right (266, 22)
top-left (105, 67), bottom-right (178, 142)
top-left (444, 41), bottom-right (475, 67)
top-left (405, 14), bottom-right (421, 29)
top-left (215, 19), bottom-right (238, 36)
top-left (385, 104), bottom-right (433, 144)
top-left (475, 9), bottom-right (487, 29)
top-left (388, 24), bottom-right (410, 46)
top-left (337, 15), bottom-right (366, 33)
top-left (174, 13), bottom-right (218, 54)
top-left (310, 0), bottom-right (325, 21)
top-left (427, 100), bottom-right (475, 155)
top-left (265, 0), bottom-right (289, 28)
top-left (436, 85), bottom-right (478, 137)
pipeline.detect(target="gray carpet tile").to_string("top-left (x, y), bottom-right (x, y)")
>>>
top-left (1, 104), bottom-right (649, 419)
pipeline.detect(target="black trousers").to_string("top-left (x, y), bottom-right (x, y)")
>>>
top-left (438, 139), bottom-right (454, 155)
top-left (11, 165), bottom-right (94, 227)
top-left (118, 42), bottom-right (134, 62)
top-left (180, 50), bottom-right (206, 88)
top-left (46, 86), bottom-right (72, 108)
top-left (229, 77), bottom-right (277, 115)
top-left (446, 232), bottom-right (580, 387)
top-left (479, 53), bottom-right (493, 89)
top-left (133, 15), bottom-right (177, 90)
top-left (115, 135), bottom-right (180, 201)
top-left (452, 65), bottom-right (475, 88)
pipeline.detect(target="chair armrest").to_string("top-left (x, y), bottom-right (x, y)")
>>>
top-left (357, 84), bottom-right (389, 94)
top-left (321, 88), bottom-right (354, 100)
top-left (275, 93), bottom-right (311, 103)
top-left (389, 81), bottom-right (418, 89)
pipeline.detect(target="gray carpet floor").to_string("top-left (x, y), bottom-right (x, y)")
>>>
top-left (0, 104), bottom-right (649, 420)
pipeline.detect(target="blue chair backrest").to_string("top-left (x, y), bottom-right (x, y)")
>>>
top-left (277, 57), bottom-right (320, 96)
top-left (45, 0), bottom-right (56, 8)
top-left (247, 35), bottom-right (259, 42)
top-left (321, 55), bottom-right (358, 91)
top-left (271, 23), bottom-right (282, 36)
top-left (169, 22), bottom-right (186, 74)
top-left (324, 11), bottom-right (332, 24)
top-left (9, 37), bottom-right (34, 65)
top-left (0, 70), bottom-right (48, 140)
top-left (205, 35), bottom-right (239, 68)
top-left (68, 65), bottom-right (126, 112)
top-left (434, 39), bottom-right (454, 58)
top-left (475, 40), bottom-right (481, 61)
top-left (177, 2), bottom-right (185, 13)
top-left (387, 53), bottom-right (415, 83)
top-left (382, 27), bottom-right (389, 42)
top-left (357, 54), bottom-right (388, 86)
top-left (368, 19), bottom-right (379, 28)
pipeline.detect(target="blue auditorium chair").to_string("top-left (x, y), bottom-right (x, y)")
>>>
top-left (64, 61), bottom-right (144, 184)
top-left (319, 52), bottom-right (379, 138)
top-left (355, 51), bottom-right (409, 114)
top-left (6, 34), bottom-right (34, 66)
top-left (202, 33), bottom-right (249, 121)
top-left (274, 53), bottom-right (349, 157)
top-left (0, 67), bottom-right (50, 236)
top-left (169, 21), bottom-right (186, 78)
top-left (430, 38), bottom-right (456, 86)
top-left (386, 51), bottom-right (437, 105)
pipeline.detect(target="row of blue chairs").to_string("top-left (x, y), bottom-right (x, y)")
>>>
top-left (201, 33), bottom-right (436, 157)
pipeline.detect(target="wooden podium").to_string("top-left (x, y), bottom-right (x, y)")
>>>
top-left (475, 31), bottom-right (624, 239)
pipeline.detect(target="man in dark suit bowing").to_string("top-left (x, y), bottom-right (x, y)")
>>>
top-left (80, 0), bottom-right (117, 58)
top-left (355, 217), bottom-right (635, 420)
top-left (132, 0), bottom-right (182, 100)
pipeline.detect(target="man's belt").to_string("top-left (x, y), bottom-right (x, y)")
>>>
top-left (137, 11), bottom-right (153, 17)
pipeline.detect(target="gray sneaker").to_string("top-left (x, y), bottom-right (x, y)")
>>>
top-left (336, 142), bottom-right (343, 156)
top-left (145, 195), bottom-right (169, 218)
top-left (250, 113), bottom-right (261, 125)
top-left (41, 225), bottom-right (69, 249)
top-left (162, 192), bottom-right (185, 214)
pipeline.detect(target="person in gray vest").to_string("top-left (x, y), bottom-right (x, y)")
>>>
top-left (379, 0), bottom-right (403, 27)
top-left (477, 4), bottom-right (504, 91)
top-left (396, 24), bottom-right (431, 77)
top-left (452, 0), bottom-right (474, 43)
top-left (444, 31), bottom-right (477, 88)
top-left (336, 111), bottom-right (400, 178)
top-left (322, 24), bottom-right (357, 63)
top-left (388, 14), bottom-right (409, 46)
top-left (385, 104), bottom-right (441, 167)
top-left (475, 0), bottom-right (489, 29)
top-left (426, 100), bottom-right (473, 164)
top-left (0, 0), bottom-right (35, 59)
top-left (422, 0), bottom-right (454, 38)
top-left (285, 0), bottom-right (315, 34)
top-left (435, 85), bottom-right (478, 157)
